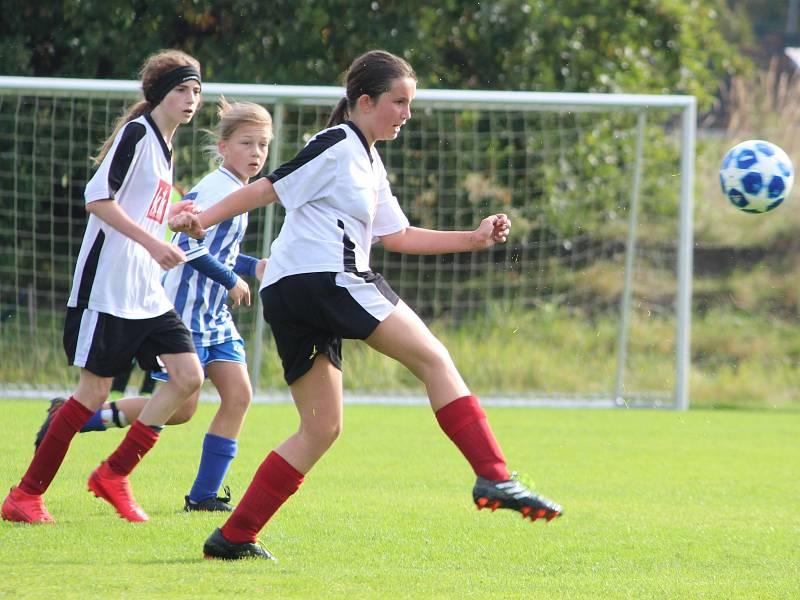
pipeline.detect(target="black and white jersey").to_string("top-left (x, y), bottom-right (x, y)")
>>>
top-left (68, 113), bottom-right (175, 319)
top-left (262, 121), bottom-right (409, 290)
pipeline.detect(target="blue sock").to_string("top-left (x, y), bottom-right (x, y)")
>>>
top-left (187, 433), bottom-right (237, 504)
top-left (80, 410), bottom-right (107, 432)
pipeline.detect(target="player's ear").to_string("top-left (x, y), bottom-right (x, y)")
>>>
top-left (218, 139), bottom-right (227, 156)
top-left (356, 93), bottom-right (375, 113)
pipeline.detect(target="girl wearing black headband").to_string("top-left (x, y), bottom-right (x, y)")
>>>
top-left (2, 50), bottom-right (205, 526)
top-left (95, 50), bottom-right (202, 163)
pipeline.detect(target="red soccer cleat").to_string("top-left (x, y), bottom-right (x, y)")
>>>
top-left (1, 486), bottom-right (55, 524)
top-left (87, 462), bottom-right (149, 523)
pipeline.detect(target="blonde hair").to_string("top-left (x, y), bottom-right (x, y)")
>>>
top-left (204, 96), bottom-right (273, 164)
top-left (93, 49), bottom-right (201, 164)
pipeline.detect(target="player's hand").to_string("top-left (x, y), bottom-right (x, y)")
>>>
top-left (147, 238), bottom-right (187, 270)
top-left (473, 213), bottom-right (511, 249)
top-left (168, 199), bottom-right (199, 219)
top-left (490, 213), bottom-right (511, 243)
top-left (168, 211), bottom-right (206, 239)
top-left (255, 258), bottom-right (268, 280)
top-left (228, 276), bottom-right (251, 307)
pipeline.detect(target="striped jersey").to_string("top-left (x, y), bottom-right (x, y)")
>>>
top-left (262, 121), bottom-right (409, 290)
top-left (68, 113), bottom-right (174, 319)
top-left (162, 167), bottom-right (248, 346)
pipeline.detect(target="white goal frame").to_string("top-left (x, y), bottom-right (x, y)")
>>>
top-left (0, 76), bottom-right (695, 410)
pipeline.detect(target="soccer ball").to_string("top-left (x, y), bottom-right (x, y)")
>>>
top-left (719, 140), bottom-right (794, 213)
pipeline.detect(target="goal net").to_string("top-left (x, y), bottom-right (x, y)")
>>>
top-left (0, 77), bottom-right (695, 408)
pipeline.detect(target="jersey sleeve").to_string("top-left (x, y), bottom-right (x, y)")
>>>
top-left (267, 128), bottom-right (346, 211)
top-left (371, 159), bottom-right (409, 239)
top-left (84, 121), bottom-right (146, 204)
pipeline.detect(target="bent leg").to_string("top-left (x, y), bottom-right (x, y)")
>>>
top-left (100, 352), bottom-right (202, 479)
top-left (137, 352), bottom-right (203, 426)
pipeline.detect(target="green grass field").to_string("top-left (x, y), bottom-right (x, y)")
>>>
top-left (1, 399), bottom-right (798, 599)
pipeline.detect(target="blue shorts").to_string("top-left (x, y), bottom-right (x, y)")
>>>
top-left (151, 338), bottom-right (246, 381)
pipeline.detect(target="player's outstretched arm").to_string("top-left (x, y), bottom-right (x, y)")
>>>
top-left (169, 178), bottom-right (278, 239)
top-left (380, 213), bottom-right (511, 255)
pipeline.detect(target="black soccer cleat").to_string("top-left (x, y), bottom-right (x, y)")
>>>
top-left (185, 485), bottom-right (234, 512)
top-left (34, 397), bottom-right (67, 451)
top-left (203, 528), bottom-right (276, 561)
top-left (472, 473), bottom-right (563, 522)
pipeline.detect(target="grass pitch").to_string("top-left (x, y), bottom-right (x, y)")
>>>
top-left (0, 399), bottom-right (798, 599)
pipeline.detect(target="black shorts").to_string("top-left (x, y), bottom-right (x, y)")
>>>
top-left (261, 271), bottom-right (400, 385)
top-left (63, 307), bottom-right (195, 377)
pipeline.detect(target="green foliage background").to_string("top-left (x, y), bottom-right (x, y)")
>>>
top-left (1, 0), bottom-right (748, 110)
top-left (5, 1), bottom-right (800, 408)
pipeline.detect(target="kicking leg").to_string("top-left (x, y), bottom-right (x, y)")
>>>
top-left (365, 301), bottom-right (562, 522)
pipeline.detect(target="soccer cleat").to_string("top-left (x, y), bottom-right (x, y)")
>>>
top-left (34, 396), bottom-right (67, 451)
top-left (1, 486), bottom-right (55, 524)
top-left (185, 485), bottom-right (234, 512)
top-left (203, 528), bottom-right (276, 561)
top-left (87, 462), bottom-right (149, 523)
top-left (473, 473), bottom-right (563, 522)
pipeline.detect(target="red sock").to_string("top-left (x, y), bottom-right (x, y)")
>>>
top-left (221, 451), bottom-right (304, 544)
top-left (20, 397), bottom-right (94, 495)
top-left (105, 420), bottom-right (159, 477)
top-left (435, 395), bottom-right (510, 481)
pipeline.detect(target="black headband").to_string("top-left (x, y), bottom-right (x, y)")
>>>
top-left (145, 65), bottom-right (201, 106)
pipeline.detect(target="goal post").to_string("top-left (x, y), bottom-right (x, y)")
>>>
top-left (0, 76), bottom-right (695, 409)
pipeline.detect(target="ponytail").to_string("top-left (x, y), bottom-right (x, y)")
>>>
top-left (326, 97), bottom-right (349, 128)
top-left (91, 100), bottom-right (152, 165)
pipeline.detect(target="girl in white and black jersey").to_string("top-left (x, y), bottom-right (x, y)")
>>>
top-left (173, 50), bottom-right (563, 561)
top-left (62, 99), bottom-right (272, 513)
top-left (2, 50), bottom-right (205, 526)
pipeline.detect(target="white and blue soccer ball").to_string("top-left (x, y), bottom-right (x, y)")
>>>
top-left (719, 140), bottom-right (794, 214)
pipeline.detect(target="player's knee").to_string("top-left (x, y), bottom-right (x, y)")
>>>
top-left (301, 415), bottom-right (342, 448)
top-left (417, 345), bottom-right (457, 380)
top-left (226, 392), bottom-right (252, 416)
top-left (219, 379), bottom-right (252, 416)
top-left (170, 362), bottom-right (204, 395)
top-left (169, 393), bottom-right (199, 424)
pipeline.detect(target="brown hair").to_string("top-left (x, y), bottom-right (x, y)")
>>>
top-left (326, 50), bottom-right (416, 128)
top-left (203, 96), bottom-right (273, 163)
top-left (93, 49), bottom-right (201, 164)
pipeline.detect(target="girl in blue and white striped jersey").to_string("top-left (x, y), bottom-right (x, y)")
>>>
top-left (67, 99), bottom-right (271, 512)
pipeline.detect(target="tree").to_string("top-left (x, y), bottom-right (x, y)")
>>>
top-left (1, 1), bottom-right (750, 111)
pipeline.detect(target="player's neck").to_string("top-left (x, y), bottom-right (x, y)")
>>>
top-left (347, 115), bottom-right (376, 148)
top-left (148, 107), bottom-right (181, 147)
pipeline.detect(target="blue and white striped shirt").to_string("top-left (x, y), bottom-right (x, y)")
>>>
top-left (162, 166), bottom-right (251, 347)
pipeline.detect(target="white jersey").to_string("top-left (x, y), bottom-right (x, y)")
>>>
top-left (68, 113), bottom-right (174, 319)
top-left (162, 167), bottom-right (247, 346)
top-left (262, 121), bottom-right (409, 290)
